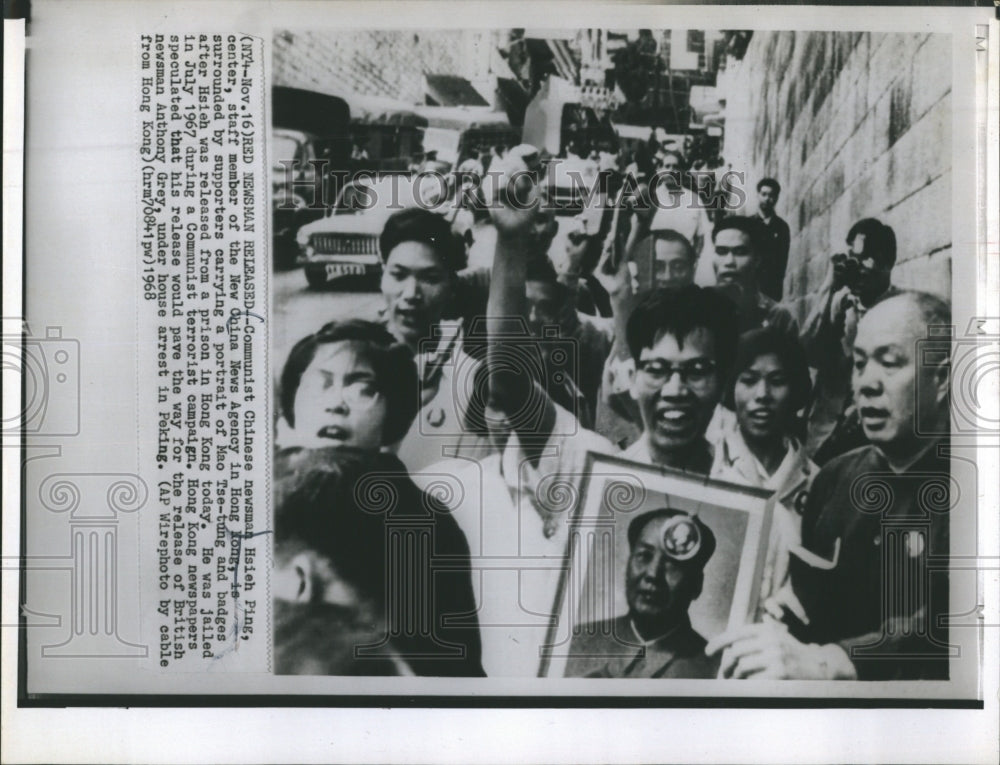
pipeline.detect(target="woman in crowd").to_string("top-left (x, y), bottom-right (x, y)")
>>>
top-left (713, 326), bottom-right (818, 607)
top-left (276, 319), bottom-right (484, 677)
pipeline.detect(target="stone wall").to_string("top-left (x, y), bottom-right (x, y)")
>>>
top-left (721, 32), bottom-right (952, 319)
top-left (273, 29), bottom-right (499, 105)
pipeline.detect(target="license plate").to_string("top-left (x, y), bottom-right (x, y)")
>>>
top-left (325, 263), bottom-right (366, 279)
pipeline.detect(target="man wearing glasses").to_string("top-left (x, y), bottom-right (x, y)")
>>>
top-left (620, 285), bottom-right (740, 472)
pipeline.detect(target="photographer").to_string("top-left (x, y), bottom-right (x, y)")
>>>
top-left (707, 292), bottom-right (951, 681)
top-left (800, 218), bottom-right (900, 454)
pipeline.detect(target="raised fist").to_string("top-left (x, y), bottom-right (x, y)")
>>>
top-left (484, 144), bottom-right (545, 237)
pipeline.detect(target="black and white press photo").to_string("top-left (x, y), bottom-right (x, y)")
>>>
top-left (268, 25), bottom-right (974, 693)
top-left (9, 2), bottom-right (998, 763)
top-left (539, 454), bottom-right (774, 679)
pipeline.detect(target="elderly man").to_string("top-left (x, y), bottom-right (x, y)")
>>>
top-left (565, 509), bottom-right (720, 678)
top-left (707, 291), bottom-right (952, 681)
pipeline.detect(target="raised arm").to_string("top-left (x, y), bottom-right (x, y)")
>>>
top-left (483, 148), bottom-right (555, 458)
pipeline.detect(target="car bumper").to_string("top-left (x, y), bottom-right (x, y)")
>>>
top-left (302, 257), bottom-right (382, 283)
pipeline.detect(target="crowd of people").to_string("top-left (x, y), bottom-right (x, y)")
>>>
top-left (273, 141), bottom-right (953, 682)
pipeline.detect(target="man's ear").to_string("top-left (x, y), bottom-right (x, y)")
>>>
top-left (289, 552), bottom-right (315, 604)
top-left (933, 352), bottom-right (951, 408)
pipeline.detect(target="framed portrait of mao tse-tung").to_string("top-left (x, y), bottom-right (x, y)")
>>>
top-left (540, 453), bottom-right (774, 679)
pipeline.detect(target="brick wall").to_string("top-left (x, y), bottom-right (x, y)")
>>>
top-left (273, 30), bottom-right (493, 105)
top-left (721, 32), bottom-right (952, 319)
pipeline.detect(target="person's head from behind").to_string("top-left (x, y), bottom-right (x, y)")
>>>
top-left (280, 320), bottom-right (418, 452)
top-left (625, 508), bottom-right (716, 636)
top-left (651, 230), bottom-right (697, 289)
top-left (852, 291), bottom-right (951, 463)
top-left (756, 178), bottom-right (780, 217)
top-left (711, 216), bottom-right (763, 294)
top-left (844, 218), bottom-right (896, 305)
top-left (627, 286), bottom-right (738, 463)
top-left (727, 327), bottom-right (811, 449)
top-left (379, 207), bottom-right (466, 350)
top-left (272, 450), bottom-right (395, 675)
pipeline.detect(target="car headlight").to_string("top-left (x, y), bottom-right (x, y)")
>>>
top-left (303, 244), bottom-right (315, 258)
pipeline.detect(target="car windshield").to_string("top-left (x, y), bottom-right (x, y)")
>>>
top-left (272, 134), bottom-right (304, 171)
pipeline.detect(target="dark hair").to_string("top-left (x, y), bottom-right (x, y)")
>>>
top-left (279, 320), bottom-right (419, 445)
top-left (651, 229), bottom-right (697, 262)
top-left (659, 149), bottom-right (685, 166)
top-left (625, 285), bottom-right (739, 377)
top-left (627, 508), bottom-right (716, 571)
top-left (756, 177), bottom-right (781, 194)
top-left (524, 254), bottom-right (560, 285)
top-left (711, 215), bottom-right (764, 254)
top-left (724, 327), bottom-right (812, 412)
top-left (378, 207), bottom-right (467, 273)
top-left (273, 448), bottom-right (391, 599)
top-left (846, 218), bottom-right (897, 270)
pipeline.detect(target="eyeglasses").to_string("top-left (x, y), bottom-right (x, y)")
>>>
top-left (636, 358), bottom-right (717, 389)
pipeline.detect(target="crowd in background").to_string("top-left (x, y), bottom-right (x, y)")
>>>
top-left (272, 139), bottom-right (953, 682)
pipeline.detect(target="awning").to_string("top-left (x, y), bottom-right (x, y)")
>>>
top-left (424, 74), bottom-right (489, 107)
top-left (546, 39), bottom-right (578, 83)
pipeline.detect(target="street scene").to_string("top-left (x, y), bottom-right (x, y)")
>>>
top-left (270, 28), bottom-right (959, 685)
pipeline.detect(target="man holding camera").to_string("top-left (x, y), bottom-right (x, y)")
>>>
top-left (800, 218), bottom-right (901, 454)
top-left (707, 291), bottom-right (951, 681)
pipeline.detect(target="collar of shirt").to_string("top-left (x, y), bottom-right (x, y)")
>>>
top-left (715, 427), bottom-right (815, 500)
top-left (622, 434), bottom-right (715, 475)
top-left (876, 436), bottom-right (946, 475)
top-left (628, 615), bottom-right (694, 647)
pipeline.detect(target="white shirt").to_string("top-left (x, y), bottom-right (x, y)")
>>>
top-left (413, 403), bottom-right (612, 676)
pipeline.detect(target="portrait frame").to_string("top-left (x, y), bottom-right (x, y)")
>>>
top-left (540, 451), bottom-right (775, 679)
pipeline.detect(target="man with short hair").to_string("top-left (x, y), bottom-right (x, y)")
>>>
top-left (709, 215), bottom-right (799, 342)
top-left (620, 286), bottom-right (739, 472)
top-left (754, 178), bottom-right (791, 301)
top-left (800, 217), bottom-right (901, 455)
top-left (524, 254), bottom-right (613, 429)
top-left (647, 149), bottom-right (711, 269)
top-left (409, 152), bottom-right (737, 675)
top-left (707, 291), bottom-right (952, 681)
top-left (565, 509), bottom-right (720, 678)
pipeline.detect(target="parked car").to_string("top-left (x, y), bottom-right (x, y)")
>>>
top-left (271, 87), bottom-right (352, 269)
top-left (296, 173), bottom-right (473, 289)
